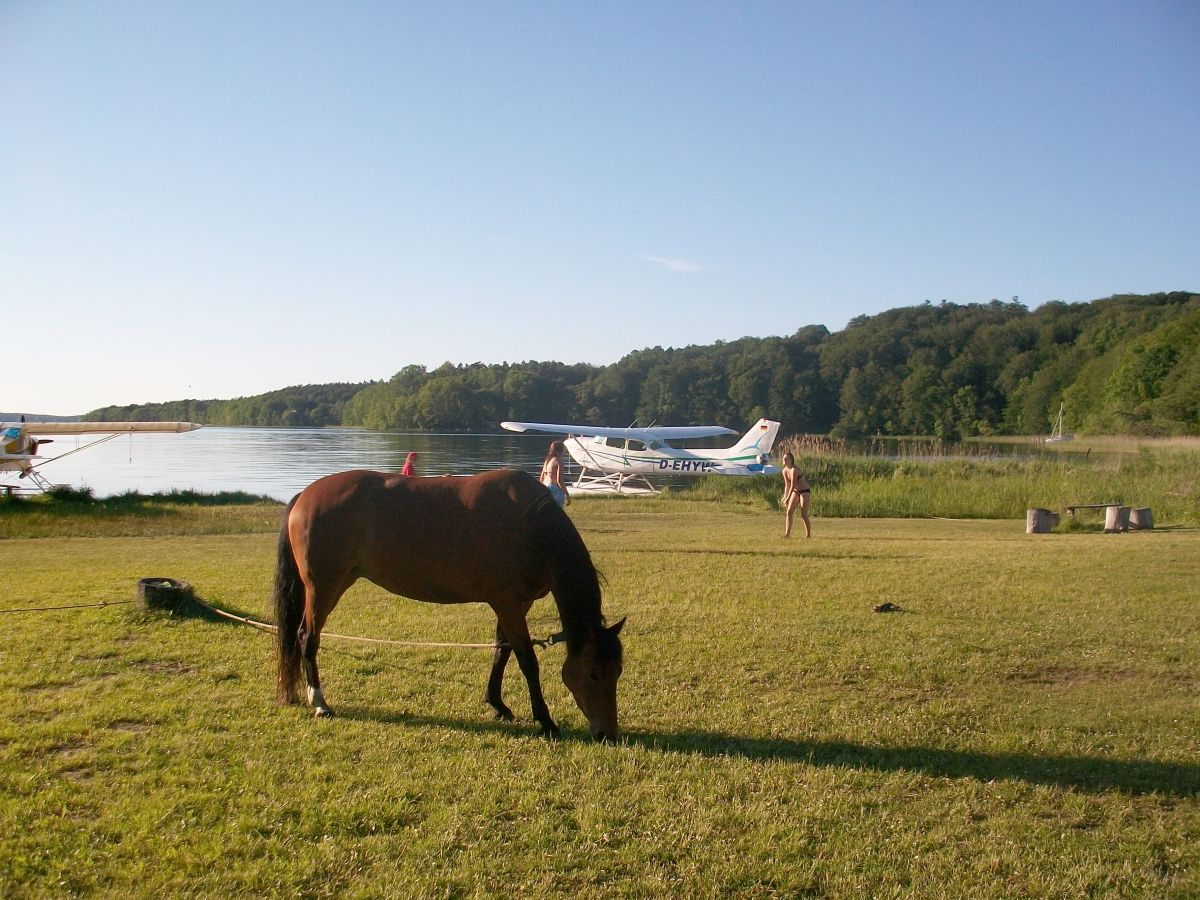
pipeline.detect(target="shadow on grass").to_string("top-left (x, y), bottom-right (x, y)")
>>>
top-left (621, 729), bottom-right (1200, 797)
top-left (336, 706), bottom-right (546, 740)
top-left (333, 706), bottom-right (1199, 797)
top-left (201, 594), bottom-right (1197, 798)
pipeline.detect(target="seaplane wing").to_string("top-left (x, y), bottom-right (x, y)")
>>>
top-left (21, 421), bottom-right (202, 435)
top-left (1, 420), bottom-right (202, 492)
top-left (501, 422), bottom-right (737, 440)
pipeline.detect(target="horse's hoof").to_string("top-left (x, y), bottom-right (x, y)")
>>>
top-left (491, 705), bottom-right (516, 722)
top-left (313, 706), bottom-right (335, 719)
top-left (540, 723), bottom-right (562, 740)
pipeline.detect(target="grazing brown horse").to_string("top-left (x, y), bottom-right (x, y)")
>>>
top-left (273, 468), bottom-right (625, 740)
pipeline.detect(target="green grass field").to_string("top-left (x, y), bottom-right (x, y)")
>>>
top-left (2, 494), bottom-right (1198, 897)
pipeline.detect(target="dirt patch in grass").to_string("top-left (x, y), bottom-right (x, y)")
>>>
top-left (25, 681), bottom-right (77, 695)
top-left (51, 739), bottom-right (89, 758)
top-left (1007, 665), bottom-right (1135, 685)
top-left (1007, 665), bottom-right (1197, 688)
top-left (109, 719), bottom-right (152, 733)
top-left (136, 660), bottom-right (196, 676)
top-left (26, 672), bottom-right (121, 694)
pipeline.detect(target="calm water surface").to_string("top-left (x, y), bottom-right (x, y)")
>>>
top-left (14, 426), bottom-right (1053, 501)
top-left (22, 428), bottom-right (555, 501)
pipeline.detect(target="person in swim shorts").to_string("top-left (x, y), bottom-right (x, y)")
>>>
top-left (540, 440), bottom-right (570, 507)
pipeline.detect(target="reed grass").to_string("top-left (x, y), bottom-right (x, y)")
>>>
top-left (683, 438), bottom-right (1200, 526)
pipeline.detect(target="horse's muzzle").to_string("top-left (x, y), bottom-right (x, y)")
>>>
top-left (590, 724), bottom-right (618, 742)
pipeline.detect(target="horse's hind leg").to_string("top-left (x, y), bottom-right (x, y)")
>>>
top-left (299, 626), bottom-right (332, 718)
top-left (299, 582), bottom-right (346, 719)
top-left (486, 622), bottom-right (516, 721)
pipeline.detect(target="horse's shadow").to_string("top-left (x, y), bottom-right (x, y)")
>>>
top-left (619, 730), bottom-right (1199, 798)
top-left (336, 707), bottom-right (1199, 798)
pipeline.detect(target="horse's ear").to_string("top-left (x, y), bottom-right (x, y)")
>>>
top-left (609, 616), bottom-right (626, 637)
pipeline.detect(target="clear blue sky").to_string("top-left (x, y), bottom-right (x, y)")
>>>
top-left (3, 1), bottom-right (1197, 415)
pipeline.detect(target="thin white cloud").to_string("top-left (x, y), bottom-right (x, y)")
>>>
top-left (639, 254), bottom-right (706, 273)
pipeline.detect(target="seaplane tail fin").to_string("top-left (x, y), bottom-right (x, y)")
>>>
top-left (730, 419), bottom-right (781, 457)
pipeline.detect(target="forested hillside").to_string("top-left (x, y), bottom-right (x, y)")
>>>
top-left (821, 292), bottom-right (1200, 437)
top-left (86, 383), bottom-right (365, 428)
top-left (87, 292), bottom-right (1199, 437)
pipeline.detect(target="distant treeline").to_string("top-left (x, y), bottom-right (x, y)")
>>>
top-left (87, 292), bottom-right (1199, 437)
top-left (87, 383), bottom-right (366, 429)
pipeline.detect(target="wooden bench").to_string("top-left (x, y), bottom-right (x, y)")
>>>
top-left (1066, 503), bottom-right (1127, 532)
top-left (1065, 503), bottom-right (1156, 533)
top-left (1029, 504), bottom-right (1154, 534)
top-left (1064, 503), bottom-right (1120, 517)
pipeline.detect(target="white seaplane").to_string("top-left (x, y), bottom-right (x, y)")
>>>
top-left (1, 419), bottom-right (202, 493)
top-left (501, 418), bottom-right (781, 495)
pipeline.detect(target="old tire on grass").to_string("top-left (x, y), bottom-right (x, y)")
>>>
top-left (137, 577), bottom-right (194, 613)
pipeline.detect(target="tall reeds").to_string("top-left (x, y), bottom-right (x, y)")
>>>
top-left (685, 437), bottom-right (1200, 525)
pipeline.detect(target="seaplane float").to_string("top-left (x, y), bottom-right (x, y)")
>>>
top-left (501, 418), bottom-right (781, 495)
top-left (1, 420), bottom-right (202, 493)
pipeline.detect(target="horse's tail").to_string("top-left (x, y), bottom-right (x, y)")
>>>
top-left (273, 494), bottom-right (304, 704)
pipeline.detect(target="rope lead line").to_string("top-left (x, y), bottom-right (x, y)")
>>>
top-left (189, 595), bottom-right (556, 651)
top-left (0, 599), bottom-right (138, 614)
top-left (0, 592), bottom-right (559, 652)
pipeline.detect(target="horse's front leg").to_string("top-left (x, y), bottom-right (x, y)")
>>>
top-left (492, 606), bottom-right (559, 738)
top-left (485, 622), bottom-right (516, 721)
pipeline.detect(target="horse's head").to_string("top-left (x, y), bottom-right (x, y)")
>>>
top-left (560, 617), bottom-right (625, 741)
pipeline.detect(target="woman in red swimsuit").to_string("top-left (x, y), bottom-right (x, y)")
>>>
top-left (401, 452), bottom-right (418, 476)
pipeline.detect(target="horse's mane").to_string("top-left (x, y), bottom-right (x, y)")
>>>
top-left (526, 488), bottom-right (620, 663)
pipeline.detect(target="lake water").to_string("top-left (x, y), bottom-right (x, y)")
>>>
top-left (10, 426), bottom-right (1056, 501)
top-left (16, 428), bottom-right (559, 501)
